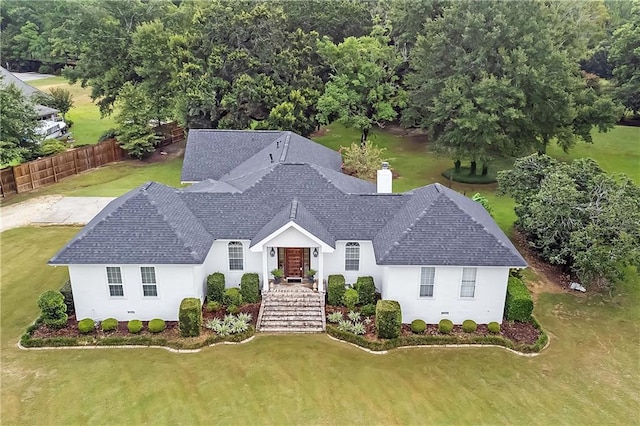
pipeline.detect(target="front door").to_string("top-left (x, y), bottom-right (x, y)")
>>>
top-left (285, 248), bottom-right (303, 278)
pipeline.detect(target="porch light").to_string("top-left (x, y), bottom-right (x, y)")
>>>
top-left (313, 248), bottom-right (318, 257)
top-left (270, 247), bottom-right (276, 257)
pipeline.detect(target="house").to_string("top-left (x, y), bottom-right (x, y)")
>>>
top-left (49, 130), bottom-right (526, 325)
top-left (0, 66), bottom-right (67, 139)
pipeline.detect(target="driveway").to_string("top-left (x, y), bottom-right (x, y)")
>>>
top-left (10, 71), bottom-right (55, 81)
top-left (0, 196), bottom-right (116, 232)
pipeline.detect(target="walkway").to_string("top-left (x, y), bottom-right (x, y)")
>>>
top-left (0, 196), bottom-right (116, 232)
top-left (257, 284), bottom-right (325, 333)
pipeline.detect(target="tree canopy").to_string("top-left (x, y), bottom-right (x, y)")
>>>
top-left (0, 79), bottom-right (40, 164)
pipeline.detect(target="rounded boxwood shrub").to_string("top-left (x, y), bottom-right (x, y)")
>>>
top-left (101, 318), bottom-right (118, 332)
top-left (411, 319), bottom-right (427, 334)
top-left (226, 304), bottom-right (240, 314)
top-left (207, 272), bottom-right (226, 303)
top-left (354, 276), bottom-right (376, 306)
top-left (438, 319), bottom-right (454, 334)
top-left (342, 288), bottom-right (359, 310)
top-left (327, 275), bottom-right (346, 306)
top-left (488, 321), bottom-right (501, 334)
top-left (148, 318), bottom-right (166, 333)
top-left (77, 318), bottom-right (95, 334)
top-left (223, 288), bottom-right (243, 307)
top-left (38, 290), bottom-right (68, 329)
top-left (179, 298), bottom-right (202, 337)
top-left (462, 319), bottom-right (477, 333)
top-left (360, 303), bottom-right (376, 317)
top-left (205, 301), bottom-right (221, 312)
top-left (240, 273), bottom-right (260, 303)
top-left (375, 300), bottom-right (402, 339)
top-left (127, 320), bottom-right (143, 334)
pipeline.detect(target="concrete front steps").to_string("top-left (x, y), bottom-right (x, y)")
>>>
top-left (257, 285), bottom-right (325, 333)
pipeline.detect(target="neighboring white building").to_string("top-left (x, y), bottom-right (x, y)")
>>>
top-left (50, 130), bottom-right (526, 324)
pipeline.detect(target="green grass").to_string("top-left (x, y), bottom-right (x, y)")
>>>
top-left (1, 226), bottom-right (638, 424)
top-left (0, 158), bottom-right (184, 206)
top-left (30, 76), bottom-right (116, 147)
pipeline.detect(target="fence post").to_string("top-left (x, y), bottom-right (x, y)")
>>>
top-left (28, 162), bottom-right (36, 190)
top-left (52, 157), bottom-right (58, 182)
top-left (73, 151), bottom-right (79, 175)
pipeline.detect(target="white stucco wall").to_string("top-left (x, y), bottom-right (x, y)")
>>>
top-left (68, 263), bottom-right (205, 321)
top-left (382, 266), bottom-right (510, 324)
top-left (204, 240), bottom-right (263, 286)
top-left (323, 241), bottom-right (383, 290)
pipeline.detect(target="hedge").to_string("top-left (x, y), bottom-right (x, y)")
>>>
top-left (127, 320), bottom-right (143, 334)
top-left (360, 303), bottom-right (376, 317)
top-left (148, 319), bottom-right (166, 333)
top-left (439, 319), bottom-right (453, 334)
top-left (207, 272), bottom-right (226, 303)
top-left (223, 288), bottom-right (243, 307)
top-left (343, 288), bottom-right (359, 310)
top-left (240, 273), bottom-right (260, 303)
top-left (411, 319), bottom-right (427, 334)
top-left (77, 318), bottom-right (95, 334)
top-left (506, 276), bottom-right (534, 322)
top-left (101, 318), bottom-right (118, 332)
top-left (179, 298), bottom-right (202, 337)
top-left (488, 321), bottom-right (501, 334)
top-left (375, 300), bottom-right (401, 339)
top-left (462, 320), bottom-right (477, 333)
top-left (59, 280), bottom-right (74, 315)
top-left (327, 275), bottom-right (346, 306)
top-left (355, 276), bottom-right (376, 305)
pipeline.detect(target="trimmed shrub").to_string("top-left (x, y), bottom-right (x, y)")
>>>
top-left (205, 301), bottom-right (222, 312)
top-left (411, 319), bottom-right (427, 334)
top-left (226, 304), bottom-right (240, 314)
top-left (37, 290), bottom-right (68, 329)
top-left (148, 318), bottom-right (166, 333)
top-left (505, 276), bottom-right (534, 322)
top-left (240, 273), bottom-right (260, 303)
top-left (223, 288), bottom-right (243, 307)
top-left (354, 276), bottom-right (376, 305)
top-left (207, 272), bottom-right (226, 303)
top-left (327, 275), bottom-right (346, 306)
top-left (375, 300), bottom-right (402, 339)
top-left (439, 319), bottom-right (454, 334)
top-left (98, 128), bottom-right (119, 142)
top-left (127, 320), bottom-right (143, 334)
top-left (179, 298), bottom-right (202, 337)
top-left (488, 321), bottom-right (501, 334)
top-left (59, 280), bottom-right (74, 315)
top-left (360, 303), bottom-right (376, 317)
top-left (462, 319), bottom-right (477, 333)
top-left (343, 288), bottom-right (359, 310)
top-left (77, 318), bottom-right (95, 334)
top-left (101, 318), bottom-right (118, 332)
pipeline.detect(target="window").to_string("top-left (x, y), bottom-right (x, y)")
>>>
top-left (228, 242), bottom-right (244, 270)
top-left (460, 268), bottom-right (477, 298)
top-left (106, 266), bottom-right (124, 297)
top-left (141, 267), bottom-right (158, 297)
top-left (420, 267), bottom-right (435, 297)
top-left (345, 242), bottom-right (360, 271)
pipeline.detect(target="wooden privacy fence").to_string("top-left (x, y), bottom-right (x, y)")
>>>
top-left (0, 139), bottom-right (125, 197)
top-left (0, 124), bottom-right (186, 198)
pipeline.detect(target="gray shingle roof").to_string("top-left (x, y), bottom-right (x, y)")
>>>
top-left (49, 183), bottom-right (213, 264)
top-left (51, 131), bottom-right (526, 268)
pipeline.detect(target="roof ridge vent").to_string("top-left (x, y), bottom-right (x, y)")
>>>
top-left (279, 132), bottom-right (292, 162)
top-left (289, 198), bottom-right (298, 220)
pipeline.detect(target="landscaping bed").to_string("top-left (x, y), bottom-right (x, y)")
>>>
top-left (325, 306), bottom-right (547, 353)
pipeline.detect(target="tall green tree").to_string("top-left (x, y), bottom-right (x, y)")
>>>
top-left (33, 87), bottom-right (74, 120)
top-left (0, 80), bottom-right (40, 164)
top-left (114, 83), bottom-right (159, 159)
top-left (404, 0), bottom-right (621, 173)
top-left (609, 3), bottom-right (640, 114)
top-left (317, 24), bottom-right (404, 143)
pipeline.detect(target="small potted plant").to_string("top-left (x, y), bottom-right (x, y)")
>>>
top-left (307, 269), bottom-right (316, 280)
top-left (271, 268), bottom-right (284, 284)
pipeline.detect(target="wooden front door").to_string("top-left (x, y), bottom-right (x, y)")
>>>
top-left (285, 248), bottom-right (303, 278)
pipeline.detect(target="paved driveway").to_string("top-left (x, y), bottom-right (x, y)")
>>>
top-left (0, 196), bottom-right (116, 232)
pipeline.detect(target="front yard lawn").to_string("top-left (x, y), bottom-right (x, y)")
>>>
top-left (2, 226), bottom-right (639, 424)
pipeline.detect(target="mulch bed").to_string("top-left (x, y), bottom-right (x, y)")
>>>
top-left (325, 306), bottom-right (540, 345)
top-left (31, 301), bottom-right (262, 340)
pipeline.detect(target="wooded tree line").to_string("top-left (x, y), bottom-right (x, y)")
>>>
top-left (1, 0), bottom-right (638, 163)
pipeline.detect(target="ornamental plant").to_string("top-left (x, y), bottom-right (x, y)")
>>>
top-left (37, 290), bottom-right (68, 329)
top-left (179, 298), bottom-right (202, 337)
top-left (375, 300), bottom-right (401, 339)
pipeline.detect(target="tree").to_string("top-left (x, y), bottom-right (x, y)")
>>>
top-left (317, 25), bottom-right (405, 143)
top-left (404, 0), bottom-right (621, 172)
top-left (33, 87), bottom-right (74, 120)
top-left (114, 83), bottom-right (159, 159)
top-left (263, 89), bottom-right (319, 137)
top-left (609, 4), bottom-right (640, 114)
top-left (0, 79), bottom-right (40, 164)
top-left (498, 154), bottom-right (640, 289)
